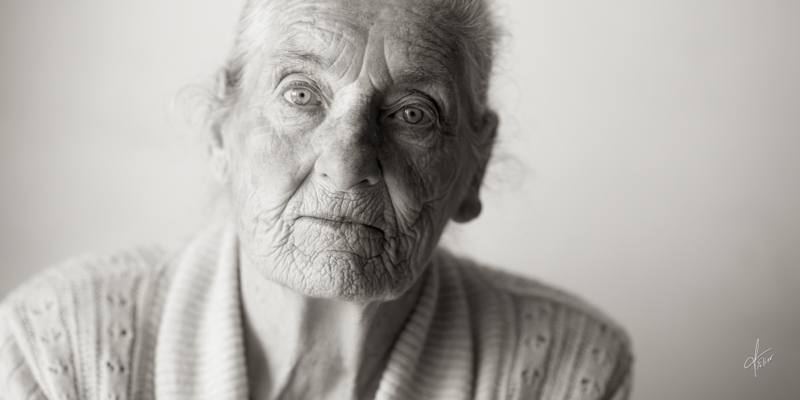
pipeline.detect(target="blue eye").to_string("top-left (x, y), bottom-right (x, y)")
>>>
top-left (283, 87), bottom-right (320, 106)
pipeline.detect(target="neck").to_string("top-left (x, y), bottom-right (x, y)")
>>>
top-left (240, 253), bottom-right (423, 400)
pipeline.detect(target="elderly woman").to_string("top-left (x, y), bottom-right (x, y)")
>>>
top-left (0, 0), bottom-right (632, 399)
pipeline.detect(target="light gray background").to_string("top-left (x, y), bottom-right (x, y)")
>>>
top-left (1, 1), bottom-right (798, 399)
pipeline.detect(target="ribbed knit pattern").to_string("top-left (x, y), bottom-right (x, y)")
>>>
top-left (0, 223), bottom-right (633, 400)
top-left (155, 224), bottom-right (248, 400)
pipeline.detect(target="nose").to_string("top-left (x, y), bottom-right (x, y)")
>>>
top-left (314, 112), bottom-right (382, 191)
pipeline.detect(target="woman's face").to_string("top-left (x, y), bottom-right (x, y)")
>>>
top-left (217, 0), bottom-right (488, 301)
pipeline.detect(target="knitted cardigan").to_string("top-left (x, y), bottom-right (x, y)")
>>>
top-left (0, 223), bottom-right (633, 400)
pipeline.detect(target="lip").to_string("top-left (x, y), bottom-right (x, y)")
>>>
top-left (298, 215), bottom-right (384, 233)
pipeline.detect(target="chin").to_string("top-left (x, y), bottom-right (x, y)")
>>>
top-left (254, 247), bottom-right (416, 302)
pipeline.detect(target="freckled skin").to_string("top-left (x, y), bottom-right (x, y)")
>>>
top-left (218, 0), bottom-right (482, 302)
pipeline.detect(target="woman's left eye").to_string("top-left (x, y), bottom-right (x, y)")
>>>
top-left (282, 87), bottom-right (321, 106)
top-left (393, 106), bottom-right (432, 125)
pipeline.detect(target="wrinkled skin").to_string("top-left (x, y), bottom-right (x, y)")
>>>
top-left (213, 0), bottom-right (489, 302)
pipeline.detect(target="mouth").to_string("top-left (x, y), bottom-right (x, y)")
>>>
top-left (298, 215), bottom-right (385, 235)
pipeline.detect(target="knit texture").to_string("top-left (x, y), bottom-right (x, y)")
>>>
top-left (0, 223), bottom-right (633, 400)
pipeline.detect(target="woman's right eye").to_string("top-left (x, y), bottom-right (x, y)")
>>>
top-left (282, 86), bottom-right (321, 106)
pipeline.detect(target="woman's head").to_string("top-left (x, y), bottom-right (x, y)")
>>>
top-left (206, 0), bottom-right (500, 302)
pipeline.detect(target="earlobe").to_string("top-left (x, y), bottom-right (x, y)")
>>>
top-left (208, 144), bottom-right (228, 183)
top-left (453, 193), bottom-right (482, 223)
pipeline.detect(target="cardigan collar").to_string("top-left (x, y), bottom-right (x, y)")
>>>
top-left (155, 223), bottom-right (249, 399)
top-left (154, 223), bottom-right (474, 400)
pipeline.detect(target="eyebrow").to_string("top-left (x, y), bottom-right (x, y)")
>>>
top-left (394, 64), bottom-right (456, 112)
top-left (393, 65), bottom-right (455, 91)
top-left (273, 48), bottom-right (454, 87)
top-left (270, 49), bottom-right (335, 71)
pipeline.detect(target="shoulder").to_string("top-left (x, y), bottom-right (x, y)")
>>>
top-left (0, 244), bottom-right (180, 399)
top-left (437, 249), bottom-right (634, 400)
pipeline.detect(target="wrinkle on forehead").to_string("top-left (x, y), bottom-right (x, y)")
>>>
top-left (268, 1), bottom-right (368, 48)
top-left (263, 0), bottom-right (460, 82)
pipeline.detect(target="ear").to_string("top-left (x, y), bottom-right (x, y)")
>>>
top-left (453, 110), bottom-right (498, 223)
top-left (207, 69), bottom-right (230, 183)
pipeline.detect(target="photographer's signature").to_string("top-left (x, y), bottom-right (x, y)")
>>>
top-left (743, 339), bottom-right (773, 377)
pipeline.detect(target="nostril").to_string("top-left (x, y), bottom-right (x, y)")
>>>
top-left (315, 143), bottom-right (381, 190)
top-left (358, 177), bottom-right (374, 187)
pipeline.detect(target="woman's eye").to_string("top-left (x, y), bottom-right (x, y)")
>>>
top-left (283, 87), bottom-right (320, 106)
top-left (394, 106), bottom-right (431, 125)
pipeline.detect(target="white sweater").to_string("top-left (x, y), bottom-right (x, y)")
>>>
top-left (0, 224), bottom-right (633, 400)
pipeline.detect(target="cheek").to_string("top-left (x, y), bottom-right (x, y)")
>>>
top-left (380, 137), bottom-right (464, 227)
top-left (225, 112), bottom-right (315, 223)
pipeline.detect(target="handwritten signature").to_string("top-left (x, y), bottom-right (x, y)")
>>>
top-left (743, 339), bottom-right (773, 377)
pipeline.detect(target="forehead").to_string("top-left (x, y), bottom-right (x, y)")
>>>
top-left (259, 0), bottom-right (460, 88)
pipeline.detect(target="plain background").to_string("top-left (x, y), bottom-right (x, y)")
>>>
top-left (1, 0), bottom-right (798, 399)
